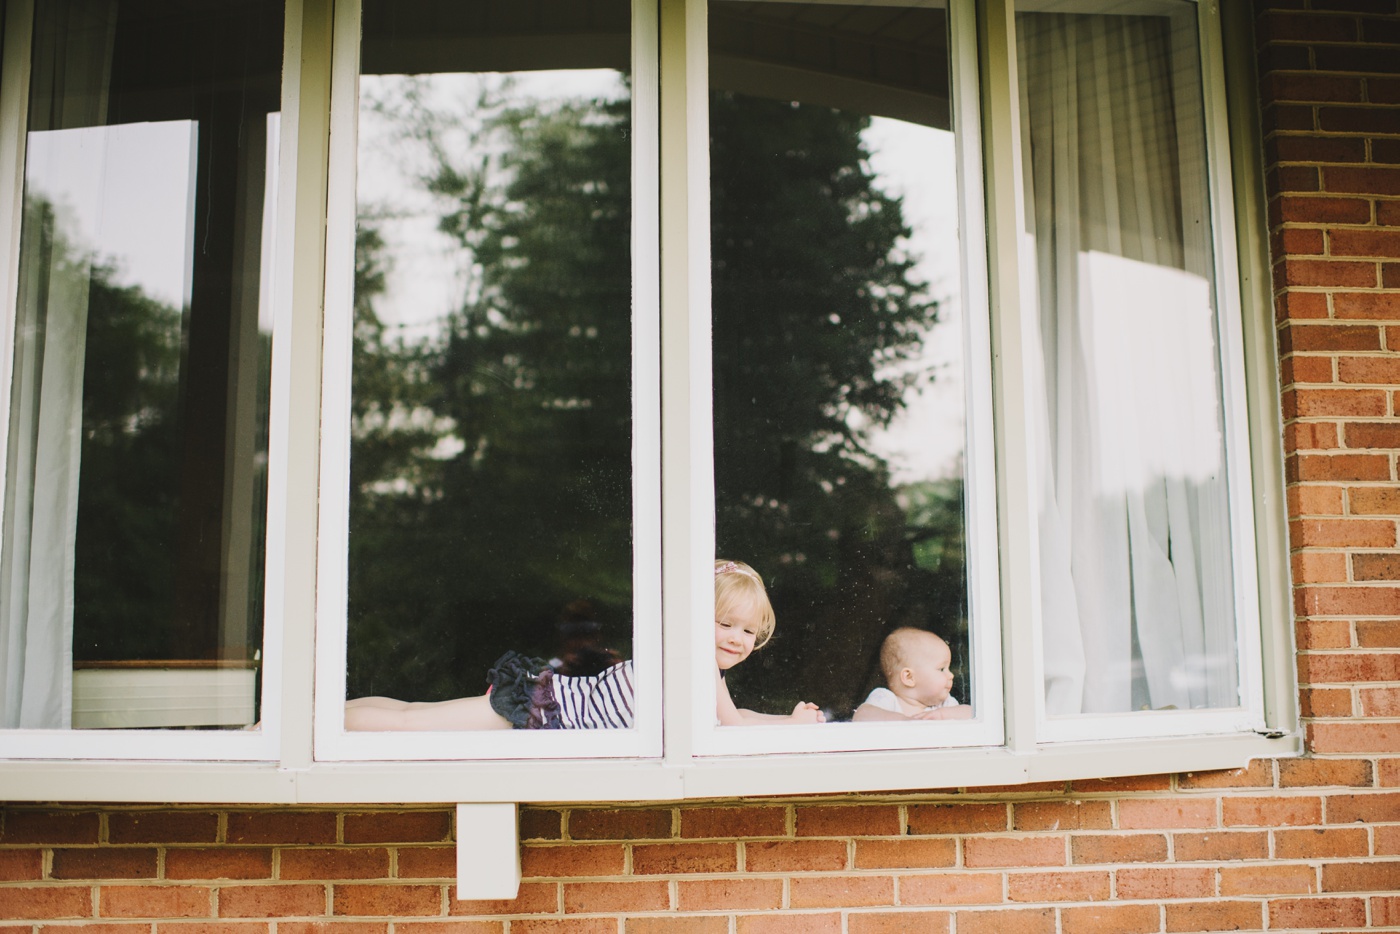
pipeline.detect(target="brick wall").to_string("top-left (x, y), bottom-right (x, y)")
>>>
top-left (2, 0), bottom-right (1399, 930)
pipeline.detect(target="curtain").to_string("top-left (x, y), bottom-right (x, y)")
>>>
top-left (1017, 9), bottom-right (1239, 717)
top-left (0, 0), bottom-right (117, 729)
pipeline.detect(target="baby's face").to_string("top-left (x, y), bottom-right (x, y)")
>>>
top-left (905, 634), bottom-right (955, 706)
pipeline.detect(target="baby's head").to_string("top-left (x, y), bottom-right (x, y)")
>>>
top-left (879, 627), bottom-right (955, 707)
top-left (714, 559), bottom-right (775, 650)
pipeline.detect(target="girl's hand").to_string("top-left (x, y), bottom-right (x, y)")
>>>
top-left (790, 702), bottom-right (825, 724)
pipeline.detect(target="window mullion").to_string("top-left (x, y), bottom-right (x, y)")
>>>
top-left (976, 0), bottom-right (1040, 754)
top-left (0, 0), bottom-right (33, 554)
top-left (274, 0), bottom-right (335, 770)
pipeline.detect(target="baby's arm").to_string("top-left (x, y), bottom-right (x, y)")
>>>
top-left (717, 673), bottom-right (825, 725)
top-left (344, 693), bottom-right (512, 731)
top-left (852, 702), bottom-right (914, 722)
top-left (910, 703), bottom-right (974, 720)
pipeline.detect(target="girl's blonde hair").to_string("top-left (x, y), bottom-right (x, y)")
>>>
top-left (714, 559), bottom-right (776, 649)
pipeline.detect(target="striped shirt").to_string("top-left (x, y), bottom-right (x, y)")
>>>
top-left (553, 660), bottom-right (635, 729)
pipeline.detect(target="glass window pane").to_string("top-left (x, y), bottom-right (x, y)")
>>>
top-left (1016, 1), bottom-right (1241, 717)
top-left (2, 0), bottom-right (283, 730)
top-left (344, 0), bottom-right (636, 726)
top-left (709, 0), bottom-right (972, 724)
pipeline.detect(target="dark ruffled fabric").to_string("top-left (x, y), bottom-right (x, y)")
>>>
top-left (487, 651), bottom-right (564, 729)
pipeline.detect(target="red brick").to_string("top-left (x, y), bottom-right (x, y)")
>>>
top-left (1290, 453), bottom-right (1393, 482)
top-left (1282, 197), bottom-right (1366, 226)
top-left (1295, 618), bottom-right (1354, 649)
top-left (279, 925), bottom-right (390, 934)
top-left (100, 885), bottom-right (212, 919)
top-left (1275, 134), bottom-right (1369, 163)
top-left (519, 845), bottom-right (625, 879)
top-left (1320, 859), bottom-right (1400, 891)
top-left (735, 913), bottom-right (841, 934)
top-left (1222, 796), bottom-right (1322, 827)
top-left (1061, 904), bottom-right (1160, 934)
top-left (906, 804), bottom-right (1008, 835)
top-left (0, 849), bottom-right (43, 882)
top-left (676, 879), bottom-right (783, 911)
top-left (1265, 74), bottom-right (1365, 105)
top-left (0, 887), bottom-right (93, 919)
top-left (954, 908), bottom-right (1054, 934)
top-left (338, 884), bottom-right (446, 920)
top-left (1280, 260), bottom-right (1378, 289)
top-left (1171, 832), bottom-right (1268, 862)
top-left (1376, 894), bottom-right (1400, 926)
top-left (1327, 791), bottom-right (1400, 823)
top-left (1287, 325), bottom-right (1385, 355)
top-left (790, 876), bottom-right (893, 908)
top-left (1275, 165), bottom-right (1322, 194)
top-left (1012, 801), bottom-right (1112, 831)
top-left (47, 925), bottom-right (166, 934)
top-left (1383, 200), bottom-right (1400, 224)
top-left (1070, 833), bottom-right (1167, 864)
top-left (1298, 586), bottom-right (1400, 616)
top-left (626, 920), bottom-right (726, 934)
top-left (279, 849), bottom-right (389, 881)
top-left (51, 848), bottom-right (158, 880)
top-left (1289, 422), bottom-right (1343, 455)
top-left (1359, 619), bottom-right (1400, 644)
top-left (741, 840), bottom-right (843, 873)
top-left (1310, 721), bottom-right (1400, 753)
top-left (1302, 687), bottom-right (1354, 717)
top-left (1300, 652), bottom-right (1400, 682)
top-left (679, 807), bottom-right (786, 839)
top-left (1334, 295), bottom-right (1400, 322)
top-left (1219, 863), bottom-right (1317, 895)
top-left (1261, 11), bottom-right (1358, 41)
top-left (1117, 867), bottom-right (1215, 899)
top-left (226, 813), bottom-right (338, 846)
top-left (964, 837), bottom-right (1065, 868)
top-left (795, 805), bottom-right (899, 837)
top-left (847, 911), bottom-right (950, 934)
top-left (512, 921), bottom-right (617, 934)
top-left (1267, 896), bottom-right (1366, 929)
top-left (561, 881), bottom-right (669, 913)
top-left (1362, 685), bottom-right (1400, 715)
top-left (1346, 422), bottom-right (1400, 447)
top-left (631, 842), bottom-right (737, 875)
top-left (1164, 900), bottom-right (1262, 932)
top-left (1279, 291), bottom-right (1332, 320)
top-left (342, 812), bottom-right (450, 845)
top-left (1279, 758), bottom-right (1372, 787)
top-left (1179, 760), bottom-right (1275, 790)
top-left (1285, 390), bottom-right (1388, 421)
top-left (217, 885), bottom-right (327, 918)
top-left (1294, 551), bottom-right (1349, 583)
top-left (1289, 482), bottom-right (1345, 515)
top-left (446, 882), bottom-right (556, 917)
top-left (519, 811), bottom-right (563, 841)
top-left (853, 837), bottom-right (956, 869)
top-left (1283, 354), bottom-right (1337, 385)
top-left (1326, 166), bottom-right (1400, 195)
top-left (567, 809), bottom-right (671, 841)
top-left (1117, 799), bottom-right (1216, 830)
top-left (1006, 871), bottom-right (1109, 902)
top-left (1331, 228), bottom-right (1400, 257)
top-left (1377, 823), bottom-right (1400, 853)
top-left (166, 849), bottom-right (272, 881)
top-left (154, 924), bottom-right (277, 934)
top-left (898, 873), bottom-right (1004, 906)
top-left (1355, 553), bottom-right (1400, 580)
top-left (0, 811), bottom-right (100, 845)
top-left (108, 813), bottom-right (218, 845)
top-left (1276, 828), bottom-right (1360, 856)
top-left (395, 848), bottom-right (455, 880)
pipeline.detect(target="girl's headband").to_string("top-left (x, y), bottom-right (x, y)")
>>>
top-left (714, 561), bottom-right (740, 576)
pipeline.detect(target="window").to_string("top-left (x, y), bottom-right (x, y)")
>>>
top-left (0, 0), bottom-right (1296, 798)
top-left (0, 0), bottom-right (283, 760)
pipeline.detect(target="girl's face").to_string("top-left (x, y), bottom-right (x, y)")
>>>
top-left (715, 597), bottom-right (763, 670)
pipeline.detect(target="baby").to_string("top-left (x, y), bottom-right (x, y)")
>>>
top-left (852, 627), bottom-right (972, 721)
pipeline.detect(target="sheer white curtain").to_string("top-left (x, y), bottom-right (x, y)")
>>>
top-left (1017, 8), bottom-right (1239, 717)
top-left (0, 0), bottom-right (116, 728)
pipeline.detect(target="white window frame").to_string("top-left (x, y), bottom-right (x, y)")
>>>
top-left (312, 0), bottom-right (664, 763)
top-left (0, 0), bottom-right (294, 763)
top-left (0, 0), bottom-right (1300, 802)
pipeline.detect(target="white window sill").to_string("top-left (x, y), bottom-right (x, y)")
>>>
top-left (0, 731), bottom-right (1302, 803)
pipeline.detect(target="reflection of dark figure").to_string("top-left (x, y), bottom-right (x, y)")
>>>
top-left (549, 599), bottom-right (623, 677)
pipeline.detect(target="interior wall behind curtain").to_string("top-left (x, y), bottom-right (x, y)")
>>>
top-left (1017, 8), bottom-right (1239, 717)
top-left (0, 0), bottom-right (117, 728)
